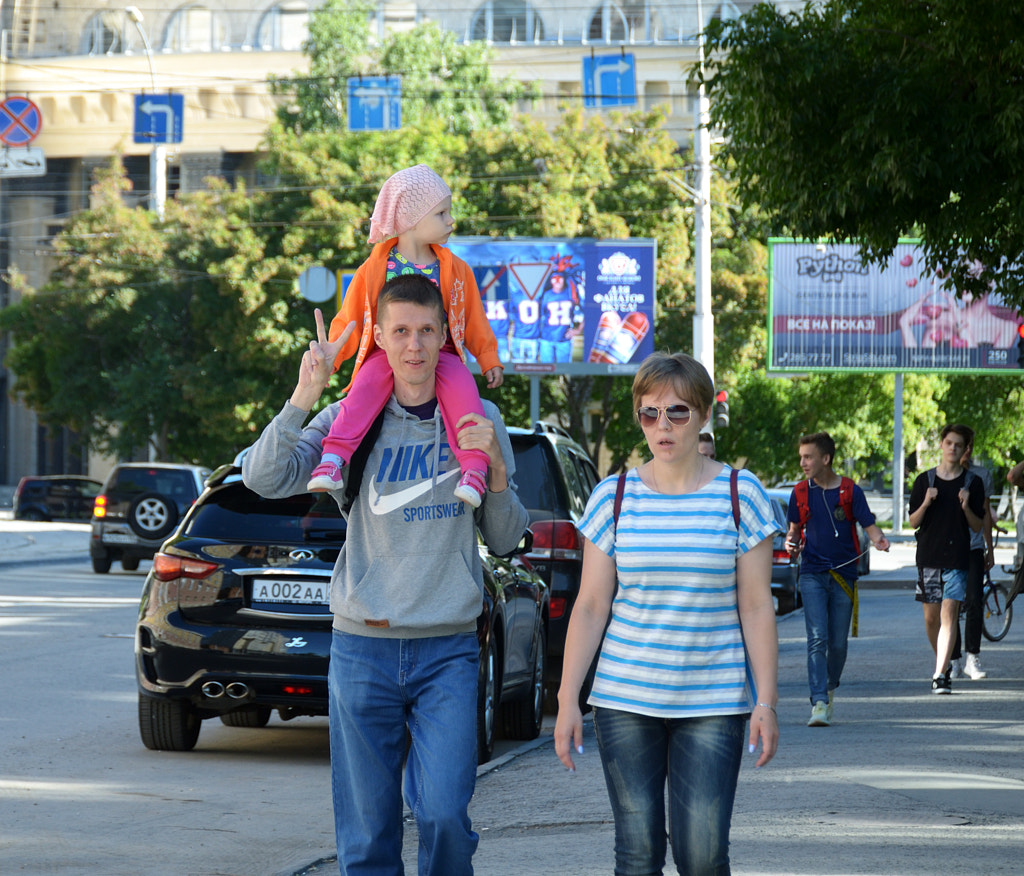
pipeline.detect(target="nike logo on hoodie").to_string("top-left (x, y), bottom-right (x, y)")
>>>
top-left (367, 467), bottom-right (460, 515)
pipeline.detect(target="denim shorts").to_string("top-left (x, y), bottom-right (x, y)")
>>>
top-left (915, 567), bottom-right (967, 603)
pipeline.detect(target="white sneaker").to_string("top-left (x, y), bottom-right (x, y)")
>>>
top-left (807, 701), bottom-right (830, 727)
top-left (949, 657), bottom-right (964, 679)
top-left (964, 653), bottom-right (988, 679)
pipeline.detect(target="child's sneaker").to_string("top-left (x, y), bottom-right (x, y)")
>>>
top-left (453, 470), bottom-right (487, 508)
top-left (307, 461), bottom-right (343, 493)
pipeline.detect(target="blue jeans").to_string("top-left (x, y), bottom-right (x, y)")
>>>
top-left (801, 571), bottom-right (854, 705)
top-left (593, 707), bottom-right (746, 876)
top-left (329, 630), bottom-right (479, 876)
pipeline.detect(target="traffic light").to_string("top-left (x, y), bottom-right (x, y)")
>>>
top-left (1017, 322), bottom-right (1024, 368)
top-left (714, 390), bottom-right (730, 429)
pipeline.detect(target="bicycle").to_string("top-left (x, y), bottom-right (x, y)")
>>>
top-left (980, 573), bottom-right (1013, 642)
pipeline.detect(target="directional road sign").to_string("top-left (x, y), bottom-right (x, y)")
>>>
top-left (133, 94), bottom-right (184, 145)
top-left (347, 76), bottom-right (402, 132)
top-left (0, 96), bottom-right (43, 146)
top-left (582, 54), bottom-right (638, 108)
top-left (0, 146), bottom-right (46, 178)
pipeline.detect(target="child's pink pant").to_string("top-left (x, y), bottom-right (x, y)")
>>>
top-left (321, 348), bottom-right (489, 480)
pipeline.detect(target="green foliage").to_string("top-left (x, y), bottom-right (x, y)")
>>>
top-left (699, 0), bottom-right (1024, 307)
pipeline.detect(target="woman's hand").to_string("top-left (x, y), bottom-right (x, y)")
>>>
top-left (554, 699), bottom-right (584, 773)
top-left (748, 703), bottom-right (779, 768)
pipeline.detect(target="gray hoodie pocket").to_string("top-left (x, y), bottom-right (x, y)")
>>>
top-left (343, 549), bottom-right (481, 631)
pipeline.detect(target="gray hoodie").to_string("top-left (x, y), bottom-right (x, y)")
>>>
top-left (242, 396), bottom-right (528, 639)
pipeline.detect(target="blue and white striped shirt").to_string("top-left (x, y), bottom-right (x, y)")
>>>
top-left (580, 466), bottom-right (778, 718)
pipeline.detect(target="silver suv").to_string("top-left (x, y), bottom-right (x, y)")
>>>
top-left (89, 463), bottom-right (211, 573)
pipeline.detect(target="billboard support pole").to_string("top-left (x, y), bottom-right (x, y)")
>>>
top-left (693, 0), bottom-right (714, 387)
top-left (529, 376), bottom-right (540, 426)
top-left (893, 373), bottom-right (905, 532)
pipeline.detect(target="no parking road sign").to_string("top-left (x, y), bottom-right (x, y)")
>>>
top-left (0, 96), bottom-right (43, 146)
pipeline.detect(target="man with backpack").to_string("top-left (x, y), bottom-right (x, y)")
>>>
top-left (908, 424), bottom-right (986, 695)
top-left (242, 275), bottom-right (528, 875)
top-left (786, 432), bottom-right (890, 727)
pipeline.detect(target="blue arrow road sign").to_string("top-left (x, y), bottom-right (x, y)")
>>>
top-left (347, 76), bottom-right (402, 132)
top-left (133, 94), bottom-right (184, 145)
top-left (583, 54), bottom-right (637, 108)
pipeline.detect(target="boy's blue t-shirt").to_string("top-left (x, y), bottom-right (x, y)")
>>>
top-left (787, 481), bottom-right (875, 578)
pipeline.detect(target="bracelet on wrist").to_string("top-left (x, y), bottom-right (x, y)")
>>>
top-left (755, 702), bottom-right (777, 714)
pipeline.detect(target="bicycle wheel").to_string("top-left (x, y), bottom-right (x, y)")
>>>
top-left (982, 582), bottom-right (1013, 642)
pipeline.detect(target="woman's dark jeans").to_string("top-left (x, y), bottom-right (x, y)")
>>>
top-left (593, 707), bottom-right (746, 876)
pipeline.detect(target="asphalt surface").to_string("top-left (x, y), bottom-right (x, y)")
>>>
top-left (4, 515), bottom-right (1024, 875)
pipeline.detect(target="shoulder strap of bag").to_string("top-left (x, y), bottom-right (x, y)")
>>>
top-left (731, 466), bottom-right (740, 529)
top-left (838, 476), bottom-right (860, 552)
top-left (794, 479), bottom-right (810, 527)
top-left (341, 406), bottom-right (388, 514)
top-left (613, 471), bottom-right (627, 531)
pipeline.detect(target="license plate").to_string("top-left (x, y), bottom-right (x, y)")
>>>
top-left (252, 579), bottom-right (329, 606)
top-left (103, 533), bottom-right (138, 544)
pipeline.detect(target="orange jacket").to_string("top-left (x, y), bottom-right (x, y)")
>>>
top-left (329, 240), bottom-right (501, 393)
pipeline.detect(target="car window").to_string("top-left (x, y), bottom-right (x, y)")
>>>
top-left (557, 445), bottom-right (586, 517)
top-left (184, 488), bottom-right (346, 542)
top-left (509, 440), bottom-right (559, 511)
top-left (113, 469), bottom-right (199, 504)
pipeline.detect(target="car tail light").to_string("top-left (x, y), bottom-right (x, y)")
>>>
top-left (283, 684), bottom-right (314, 696)
top-left (550, 596), bottom-right (567, 620)
top-left (527, 520), bottom-right (583, 562)
top-left (152, 553), bottom-right (220, 581)
top-left (772, 548), bottom-right (791, 566)
top-left (93, 494), bottom-right (107, 518)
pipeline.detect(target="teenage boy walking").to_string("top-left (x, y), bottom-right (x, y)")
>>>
top-left (786, 432), bottom-right (889, 727)
top-left (908, 424), bottom-right (985, 695)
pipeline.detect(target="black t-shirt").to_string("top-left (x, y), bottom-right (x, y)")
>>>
top-left (909, 469), bottom-right (985, 570)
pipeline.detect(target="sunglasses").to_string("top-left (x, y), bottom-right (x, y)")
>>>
top-left (636, 404), bottom-right (693, 426)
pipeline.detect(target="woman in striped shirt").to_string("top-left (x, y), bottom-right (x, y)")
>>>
top-left (555, 351), bottom-right (779, 875)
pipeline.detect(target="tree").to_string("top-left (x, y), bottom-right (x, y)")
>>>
top-left (699, 0), bottom-right (1024, 307)
top-left (0, 159), bottom-right (301, 463)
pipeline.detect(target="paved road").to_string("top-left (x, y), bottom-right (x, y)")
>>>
top-left (4, 519), bottom-right (1023, 875)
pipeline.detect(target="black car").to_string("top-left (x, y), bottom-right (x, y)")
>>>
top-left (13, 475), bottom-right (101, 521)
top-left (507, 423), bottom-right (600, 701)
top-left (134, 461), bottom-right (547, 764)
top-left (90, 462), bottom-right (211, 573)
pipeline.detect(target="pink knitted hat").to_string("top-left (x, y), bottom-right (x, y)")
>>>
top-left (368, 165), bottom-right (452, 244)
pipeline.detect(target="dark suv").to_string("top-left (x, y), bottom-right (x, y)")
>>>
top-left (135, 461), bottom-right (547, 762)
top-left (507, 424), bottom-right (600, 678)
top-left (90, 462), bottom-right (211, 573)
top-left (13, 475), bottom-right (101, 521)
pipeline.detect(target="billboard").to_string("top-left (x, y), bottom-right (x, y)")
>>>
top-left (446, 237), bottom-right (657, 376)
top-left (768, 240), bottom-right (1024, 373)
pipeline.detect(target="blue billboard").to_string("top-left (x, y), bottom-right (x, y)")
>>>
top-left (447, 238), bottom-right (657, 376)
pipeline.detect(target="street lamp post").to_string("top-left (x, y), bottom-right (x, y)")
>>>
top-left (693, 0), bottom-right (713, 386)
top-left (126, 6), bottom-right (166, 220)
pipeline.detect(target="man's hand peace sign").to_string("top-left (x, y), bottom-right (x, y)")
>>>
top-left (289, 309), bottom-right (357, 412)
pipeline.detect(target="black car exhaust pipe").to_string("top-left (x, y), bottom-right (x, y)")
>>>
top-left (225, 682), bottom-right (250, 699)
top-left (201, 681), bottom-right (225, 698)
